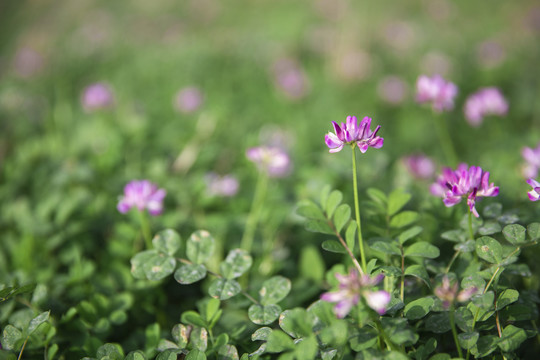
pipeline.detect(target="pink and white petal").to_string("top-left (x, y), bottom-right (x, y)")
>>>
top-left (364, 291), bottom-right (391, 315)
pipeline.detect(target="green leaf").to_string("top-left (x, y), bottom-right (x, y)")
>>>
top-left (345, 222), bottom-right (357, 250)
top-left (130, 250), bottom-right (156, 280)
top-left (189, 327), bottom-right (208, 352)
top-left (325, 190), bottom-right (343, 218)
top-left (319, 320), bottom-right (348, 346)
top-left (527, 222), bottom-right (540, 241)
top-left (349, 326), bottom-right (378, 351)
top-left (204, 298), bottom-right (221, 325)
top-left (404, 265), bottom-right (431, 288)
top-left (172, 324), bottom-right (190, 348)
top-left (461, 274), bottom-right (485, 292)
top-left (212, 333), bottom-right (229, 352)
top-left (470, 335), bottom-right (499, 358)
top-left (425, 313), bottom-right (451, 333)
top-left (390, 211), bottom-right (419, 228)
top-left (2, 325), bottom-right (22, 350)
top-left (220, 249), bottom-right (252, 279)
top-left (496, 289), bottom-right (519, 310)
top-left (380, 266), bottom-right (402, 277)
top-left (96, 343), bottom-right (124, 359)
top-left (305, 219), bottom-right (334, 235)
top-left (208, 279), bottom-right (241, 300)
top-left (174, 264), bottom-right (207, 284)
top-left (252, 327), bottom-right (272, 341)
top-left (475, 236), bottom-right (503, 264)
top-left (47, 343), bottom-right (59, 360)
top-left (293, 335), bottom-right (318, 360)
top-left (398, 226), bottom-right (423, 245)
top-left (279, 308), bottom-right (314, 338)
top-left (296, 200), bottom-right (325, 221)
top-left (299, 245), bottom-right (325, 281)
top-left (380, 318), bottom-right (417, 346)
top-left (248, 304), bottom-right (281, 325)
top-left (502, 224), bottom-right (527, 245)
top-left (259, 276), bottom-right (291, 305)
top-left (411, 337), bottom-right (436, 360)
top-left (125, 351), bottom-right (147, 360)
top-left (321, 240), bottom-right (346, 254)
top-left (367, 188), bottom-right (387, 205)
top-left (458, 332), bottom-right (479, 350)
top-left (498, 325), bottom-right (527, 352)
top-left (441, 229), bottom-right (466, 243)
top-left (369, 238), bottom-right (401, 256)
top-left (333, 204), bottom-right (350, 233)
top-left (404, 297), bottom-right (434, 320)
top-left (181, 311), bottom-right (207, 328)
top-left (404, 242), bottom-right (439, 259)
top-left (186, 349), bottom-right (207, 360)
top-left (472, 291), bottom-right (495, 310)
top-left (483, 203), bottom-right (502, 218)
top-left (388, 189), bottom-right (411, 216)
top-left (478, 221), bottom-right (502, 236)
top-left (455, 306), bottom-right (475, 332)
top-left (454, 239), bottom-right (475, 253)
top-left (186, 230), bottom-right (215, 264)
top-left (152, 229), bottom-right (182, 256)
top-left (27, 311), bottom-right (50, 334)
top-left (265, 330), bottom-right (294, 353)
top-left (217, 344), bottom-right (239, 360)
top-left (143, 253), bottom-right (176, 281)
top-left (320, 185), bottom-right (332, 208)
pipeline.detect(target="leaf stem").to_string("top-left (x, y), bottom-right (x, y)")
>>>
top-left (328, 219), bottom-right (365, 275)
top-left (241, 171), bottom-right (268, 253)
top-left (449, 306), bottom-right (464, 359)
top-left (468, 211), bottom-right (474, 241)
top-left (351, 146), bottom-right (367, 272)
top-left (138, 210), bottom-right (153, 250)
top-left (18, 337), bottom-right (29, 360)
top-left (445, 250), bottom-right (461, 274)
top-left (433, 113), bottom-right (458, 167)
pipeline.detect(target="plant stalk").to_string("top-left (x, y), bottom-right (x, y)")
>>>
top-left (138, 210), bottom-right (153, 250)
top-left (449, 306), bottom-right (464, 359)
top-left (241, 171), bottom-right (268, 253)
top-left (351, 146), bottom-right (367, 272)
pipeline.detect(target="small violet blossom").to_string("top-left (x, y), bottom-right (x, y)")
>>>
top-left (321, 269), bottom-right (391, 318)
top-left (403, 154), bottom-right (436, 180)
top-left (415, 74), bottom-right (458, 112)
top-left (434, 276), bottom-right (477, 309)
top-left (246, 146), bottom-right (291, 178)
top-left (81, 82), bottom-right (114, 112)
top-left (522, 142), bottom-right (540, 179)
top-left (527, 179), bottom-right (540, 201)
top-left (325, 116), bottom-right (384, 153)
top-left (430, 164), bottom-right (499, 217)
top-left (174, 86), bottom-right (204, 114)
top-left (205, 173), bottom-right (239, 197)
top-left (118, 180), bottom-right (166, 216)
top-left (464, 87), bottom-right (508, 127)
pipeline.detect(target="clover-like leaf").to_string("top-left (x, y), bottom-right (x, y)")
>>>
top-left (478, 221), bottom-right (501, 236)
top-left (404, 242), bottom-right (439, 259)
top-left (174, 264), bottom-right (207, 284)
top-left (458, 332), bottom-right (479, 350)
top-left (471, 291), bottom-right (495, 310)
top-left (398, 226), bottom-right (423, 245)
top-left (296, 200), bottom-right (326, 221)
top-left (349, 326), bottom-right (379, 351)
top-left (502, 224), bottom-right (527, 245)
top-left (369, 238), bottom-right (401, 256)
top-left (186, 349), bottom-right (207, 360)
top-left (475, 236), bottom-right (502, 264)
top-left (404, 297), bottom-right (434, 320)
top-left (527, 222), bottom-right (540, 241)
top-left (220, 249), bottom-right (252, 279)
top-left (152, 229), bottom-right (182, 256)
top-left (2, 325), bottom-right (22, 350)
top-left (325, 190), bottom-right (343, 218)
top-left (279, 308), bottom-right (314, 338)
top-left (388, 189), bottom-right (411, 216)
top-left (189, 327), bottom-right (208, 352)
top-left (265, 330), bottom-right (294, 353)
top-left (259, 276), bottom-right (291, 305)
top-left (321, 240), bottom-right (346, 254)
top-left (404, 265), bottom-right (431, 288)
top-left (181, 310), bottom-right (207, 328)
top-left (248, 304), bottom-right (281, 325)
top-left (496, 289), bottom-right (519, 310)
top-left (172, 324), bottom-right (190, 348)
top-left (187, 230), bottom-right (215, 264)
top-left (333, 204), bottom-right (350, 233)
top-left (252, 327), bottom-right (272, 341)
top-left (143, 253), bottom-right (176, 281)
top-left (305, 220), bottom-right (334, 235)
top-left (498, 325), bottom-right (527, 352)
top-left (380, 318), bottom-right (417, 345)
top-left (208, 279), bottom-right (241, 300)
top-left (27, 311), bottom-right (50, 334)
top-left (390, 211), bottom-right (419, 228)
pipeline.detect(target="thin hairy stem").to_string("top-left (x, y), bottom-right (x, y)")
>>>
top-left (433, 113), bottom-right (458, 167)
top-left (449, 306), bottom-right (464, 359)
top-left (351, 146), bottom-right (367, 272)
top-left (240, 171), bottom-right (268, 253)
top-left (138, 210), bottom-right (153, 250)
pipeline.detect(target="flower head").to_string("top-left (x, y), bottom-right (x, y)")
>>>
top-left (81, 82), bottom-right (114, 112)
top-left (321, 269), bottom-right (391, 318)
top-left (118, 180), bottom-right (166, 216)
top-left (205, 172), bottom-right (239, 197)
top-left (464, 87), bottom-right (508, 127)
top-left (403, 154), bottom-right (436, 180)
top-left (325, 116), bottom-right (384, 153)
top-left (434, 276), bottom-right (477, 309)
top-left (527, 179), bottom-right (540, 201)
top-left (174, 86), bottom-right (204, 114)
top-left (522, 142), bottom-right (540, 179)
top-left (430, 163), bottom-right (499, 217)
top-left (246, 146), bottom-right (291, 178)
top-left (272, 58), bottom-right (310, 100)
top-left (416, 74), bottom-right (458, 112)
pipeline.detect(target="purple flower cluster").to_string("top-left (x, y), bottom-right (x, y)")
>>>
top-left (321, 269), bottom-right (391, 318)
top-left (118, 180), bottom-right (166, 216)
top-left (402, 154), bottom-right (436, 180)
top-left (434, 276), bottom-right (477, 309)
top-left (246, 146), bottom-right (291, 178)
top-left (464, 87), bottom-right (508, 127)
top-left (415, 74), bottom-right (458, 112)
top-left (527, 179), bottom-right (540, 202)
top-left (325, 116), bottom-right (384, 153)
top-left (81, 82), bottom-right (114, 112)
top-left (522, 142), bottom-right (540, 179)
top-left (174, 86), bottom-right (204, 114)
top-left (430, 164), bottom-right (499, 217)
top-left (205, 173), bottom-right (239, 197)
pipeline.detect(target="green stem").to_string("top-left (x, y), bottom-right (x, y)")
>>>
top-left (138, 210), bottom-right (152, 250)
top-left (449, 306), bottom-right (464, 359)
top-left (400, 249), bottom-right (405, 302)
top-left (351, 146), bottom-right (367, 272)
top-left (17, 337), bottom-right (29, 360)
top-left (433, 113), bottom-right (458, 167)
top-left (240, 171), bottom-right (268, 253)
top-left (468, 211), bottom-right (475, 241)
top-left (445, 250), bottom-right (461, 274)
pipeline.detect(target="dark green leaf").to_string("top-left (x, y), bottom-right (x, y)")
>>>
top-left (380, 318), bottom-right (417, 345)
top-left (404, 265), bottom-right (431, 288)
top-left (496, 289), bottom-right (519, 310)
top-left (369, 238), bottom-right (401, 256)
top-left (293, 335), bottom-right (318, 360)
top-left (186, 349), bottom-right (207, 360)
top-left (333, 204), bottom-right (350, 233)
top-left (478, 221), bottom-right (501, 236)
top-left (96, 343), bottom-right (124, 359)
top-left (125, 351), bottom-right (147, 360)
top-left (455, 306), bottom-right (474, 332)
top-left (470, 336), bottom-right (499, 358)
top-left (527, 222), bottom-right (540, 241)
top-left (390, 211), bottom-right (419, 228)
top-left (265, 330), bottom-right (294, 353)
top-left (259, 276), bottom-right (291, 305)
top-left (186, 230), bottom-right (215, 264)
top-left (181, 311), bottom-right (207, 327)
top-left (349, 326), bottom-right (378, 351)
top-left (321, 240), bottom-right (347, 254)
top-left (454, 239), bottom-right (475, 253)
top-left (189, 327), bottom-right (208, 352)
top-left (142, 253), bottom-right (176, 281)
top-left (472, 291), bottom-right (495, 310)
top-left (475, 236), bottom-right (502, 264)
top-left (208, 279), bottom-right (241, 300)
top-left (404, 297), bottom-right (434, 320)
top-left (220, 249), bottom-right (252, 279)
top-left (152, 229), bottom-right (182, 256)
top-left (296, 200), bottom-right (325, 221)
top-left (217, 344), bottom-right (239, 360)
top-left (279, 308), bottom-right (314, 338)
top-left (366, 188), bottom-right (387, 205)
top-left (380, 266), bottom-right (402, 277)
top-left (27, 311), bottom-right (50, 334)
top-left (325, 190), bottom-right (343, 218)
top-left (130, 250), bottom-right (157, 280)
top-left (458, 332), bottom-right (479, 350)
top-left (461, 274), bottom-right (485, 292)
top-left (1, 325), bottom-right (22, 350)
top-left (404, 242), bottom-right (439, 259)
top-left (425, 313), bottom-right (451, 333)
top-left (483, 203), bottom-right (502, 218)
top-left (174, 264), bottom-right (207, 284)
top-left (498, 325), bottom-right (527, 352)
top-left (502, 224), bottom-right (527, 245)
top-left (248, 304), bottom-right (281, 325)
top-left (305, 219), bottom-right (334, 235)
top-left (398, 226), bottom-right (423, 245)
top-left (388, 189), bottom-right (411, 216)
top-left (252, 327), bottom-right (272, 341)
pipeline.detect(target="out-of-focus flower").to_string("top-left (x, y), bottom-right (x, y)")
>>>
top-left (416, 74), bottom-right (458, 112)
top-left (246, 146), bottom-right (291, 178)
top-left (403, 154), bottom-right (436, 180)
top-left (325, 116), bottom-right (383, 153)
top-left (527, 179), bottom-right (540, 201)
top-left (333, 50), bottom-right (372, 82)
top-left (377, 76), bottom-right (408, 105)
top-left (476, 40), bottom-right (506, 69)
top-left (13, 46), bottom-right (44, 78)
top-left (205, 172), bottom-right (239, 197)
top-left (522, 142), bottom-right (540, 179)
top-left (382, 21), bottom-right (417, 52)
top-left (81, 83), bottom-right (114, 112)
top-left (464, 87), bottom-right (508, 127)
top-left (174, 86), bottom-right (204, 114)
top-left (118, 180), bottom-right (166, 216)
top-left (272, 58), bottom-right (310, 100)
top-left (420, 52), bottom-right (452, 77)
top-left (321, 269), bottom-right (391, 318)
top-left (430, 164), bottom-right (499, 217)
top-left (434, 276), bottom-right (477, 309)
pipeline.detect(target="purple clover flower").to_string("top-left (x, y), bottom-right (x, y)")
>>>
top-left (118, 180), bottom-right (166, 216)
top-left (325, 116), bottom-right (384, 153)
top-left (174, 86), bottom-right (204, 114)
top-left (403, 154), bottom-right (436, 180)
top-left (527, 179), bottom-right (540, 201)
top-left (522, 142), bottom-right (540, 179)
top-left (81, 82), bottom-right (114, 112)
top-left (321, 269), bottom-right (391, 318)
top-left (246, 146), bottom-right (291, 178)
top-left (415, 74), bottom-right (458, 112)
top-left (205, 172), bottom-right (239, 197)
top-left (434, 276), bottom-right (477, 309)
top-left (430, 164), bottom-right (499, 217)
top-left (272, 58), bottom-right (310, 100)
top-left (464, 87), bottom-right (508, 127)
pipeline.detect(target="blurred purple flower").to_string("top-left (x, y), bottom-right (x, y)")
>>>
top-left (81, 83), bottom-right (114, 112)
top-left (522, 142), bottom-right (540, 179)
top-left (205, 173), bottom-right (239, 197)
top-left (118, 180), bottom-right (166, 216)
top-left (403, 154), bottom-right (436, 180)
top-left (174, 86), bottom-right (204, 114)
top-left (464, 87), bottom-right (508, 127)
top-left (272, 58), bottom-right (310, 100)
top-left (430, 163), bottom-right (499, 217)
top-left (321, 269), bottom-right (390, 318)
top-left (325, 116), bottom-right (384, 153)
top-left (527, 179), bottom-right (540, 201)
top-left (13, 46), bottom-right (44, 78)
top-left (416, 74), bottom-right (458, 112)
top-left (434, 276), bottom-right (477, 309)
top-left (377, 76), bottom-right (408, 105)
top-left (246, 146), bottom-right (291, 178)
top-left (476, 40), bottom-right (506, 69)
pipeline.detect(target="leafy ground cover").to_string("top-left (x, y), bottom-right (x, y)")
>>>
top-left (1, 0), bottom-right (540, 359)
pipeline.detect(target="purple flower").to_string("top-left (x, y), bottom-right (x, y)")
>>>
top-left (377, 76), bottom-right (408, 105)
top-left (246, 146), bottom-right (291, 178)
top-left (430, 164), bottom-right (499, 217)
top-left (174, 86), bottom-right (204, 114)
top-left (434, 276), bottom-right (477, 309)
top-left (527, 179), bottom-right (540, 201)
top-left (205, 173), bottom-right (239, 197)
top-left (464, 87), bottom-right (508, 127)
top-left (118, 180), bottom-right (166, 216)
top-left (416, 74), bottom-right (458, 112)
top-left (325, 116), bottom-right (384, 153)
top-left (81, 83), bottom-right (114, 112)
top-left (403, 154), bottom-right (436, 180)
top-left (522, 142), bottom-right (540, 179)
top-left (272, 58), bottom-right (310, 100)
top-left (321, 269), bottom-right (391, 318)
